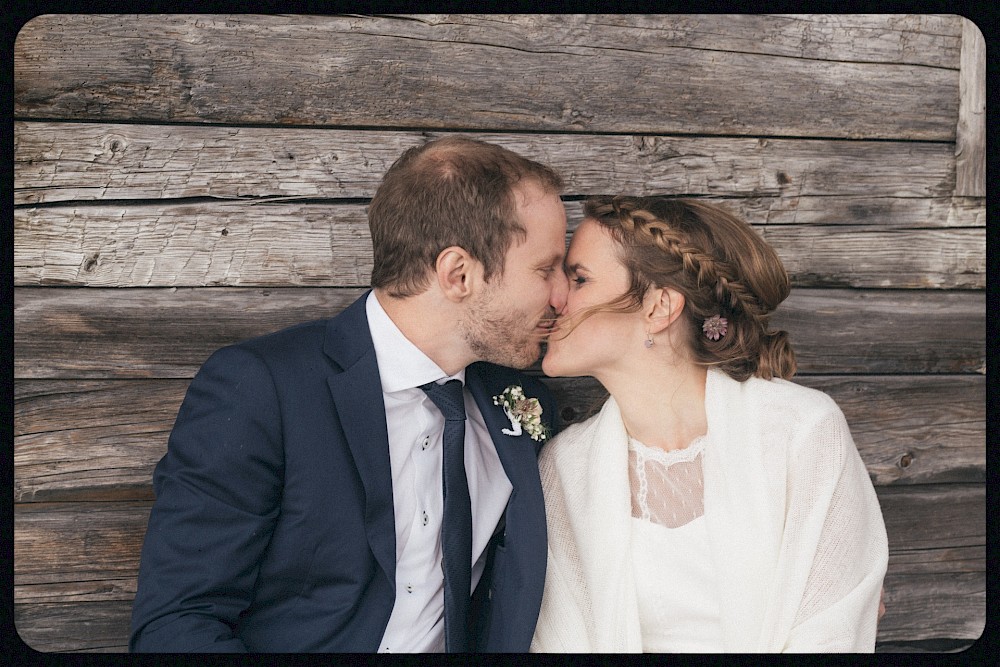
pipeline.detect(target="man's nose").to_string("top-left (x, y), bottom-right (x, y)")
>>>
top-left (549, 271), bottom-right (569, 314)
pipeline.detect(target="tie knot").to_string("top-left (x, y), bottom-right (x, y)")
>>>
top-left (420, 379), bottom-right (467, 422)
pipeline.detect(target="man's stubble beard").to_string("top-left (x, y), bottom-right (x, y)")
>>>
top-left (461, 286), bottom-right (542, 370)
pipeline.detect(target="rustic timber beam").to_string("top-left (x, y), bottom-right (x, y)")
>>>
top-left (13, 15), bottom-right (960, 139)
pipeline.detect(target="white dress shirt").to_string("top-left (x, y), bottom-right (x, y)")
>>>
top-left (366, 291), bottom-right (513, 653)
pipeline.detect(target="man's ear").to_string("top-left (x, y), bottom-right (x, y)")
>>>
top-left (646, 286), bottom-right (685, 334)
top-left (435, 246), bottom-right (481, 302)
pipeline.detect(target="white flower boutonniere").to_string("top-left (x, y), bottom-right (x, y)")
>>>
top-left (492, 385), bottom-right (549, 442)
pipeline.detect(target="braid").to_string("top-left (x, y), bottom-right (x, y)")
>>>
top-left (613, 199), bottom-right (762, 320)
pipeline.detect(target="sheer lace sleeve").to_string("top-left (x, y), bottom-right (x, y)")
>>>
top-left (781, 406), bottom-right (888, 651)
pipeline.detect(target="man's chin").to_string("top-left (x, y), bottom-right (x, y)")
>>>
top-left (488, 342), bottom-right (542, 370)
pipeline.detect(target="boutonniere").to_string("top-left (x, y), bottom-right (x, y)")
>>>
top-left (492, 385), bottom-right (549, 442)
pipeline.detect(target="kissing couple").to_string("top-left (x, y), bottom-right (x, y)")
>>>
top-left (130, 136), bottom-right (888, 653)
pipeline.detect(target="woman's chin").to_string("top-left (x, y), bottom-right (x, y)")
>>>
top-left (542, 351), bottom-right (582, 378)
top-left (541, 353), bottom-right (563, 378)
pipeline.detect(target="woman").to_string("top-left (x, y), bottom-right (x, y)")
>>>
top-left (531, 196), bottom-right (888, 652)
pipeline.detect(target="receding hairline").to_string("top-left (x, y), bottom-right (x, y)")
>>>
top-left (409, 137), bottom-right (562, 192)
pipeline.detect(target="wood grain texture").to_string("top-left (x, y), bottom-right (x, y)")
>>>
top-left (14, 203), bottom-right (984, 288)
top-left (14, 123), bottom-right (962, 204)
top-left (14, 287), bottom-right (986, 379)
top-left (876, 483), bottom-right (987, 641)
top-left (13, 374), bottom-right (984, 502)
top-left (13, 14), bottom-right (959, 139)
top-left (14, 600), bottom-right (134, 653)
top-left (954, 17), bottom-right (986, 197)
top-left (13, 287), bottom-right (367, 379)
top-left (14, 502), bottom-right (152, 588)
top-left (13, 483), bottom-right (984, 650)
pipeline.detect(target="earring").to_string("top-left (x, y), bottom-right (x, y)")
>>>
top-left (644, 332), bottom-right (654, 348)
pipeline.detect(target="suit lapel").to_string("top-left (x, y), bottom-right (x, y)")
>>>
top-left (323, 293), bottom-right (396, 591)
top-left (467, 366), bottom-right (536, 499)
top-left (466, 365), bottom-right (548, 646)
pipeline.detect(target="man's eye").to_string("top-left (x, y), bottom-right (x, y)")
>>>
top-left (573, 276), bottom-right (587, 285)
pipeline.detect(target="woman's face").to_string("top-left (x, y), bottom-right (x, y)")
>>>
top-left (542, 218), bottom-right (643, 378)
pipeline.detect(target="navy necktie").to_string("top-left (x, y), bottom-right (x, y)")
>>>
top-left (420, 379), bottom-right (472, 652)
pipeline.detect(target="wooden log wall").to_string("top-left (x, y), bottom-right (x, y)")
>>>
top-left (13, 14), bottom-right (985, 653)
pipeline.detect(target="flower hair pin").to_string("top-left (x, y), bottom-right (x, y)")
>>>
top-left (703, 314), bottom-right (728, 341)
top-left (492, 385), bottom-right (549, 442)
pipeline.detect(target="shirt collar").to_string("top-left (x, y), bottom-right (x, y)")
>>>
top-left (366, 291), bottom-right (466, 394)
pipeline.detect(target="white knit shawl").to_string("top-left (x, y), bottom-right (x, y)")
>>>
top-left (531, 369), bottom-right (888, 652)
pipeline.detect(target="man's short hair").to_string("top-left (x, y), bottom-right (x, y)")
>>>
top-left (368, 136), bottom-right (564, 297)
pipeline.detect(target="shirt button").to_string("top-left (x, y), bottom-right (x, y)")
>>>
top-left (422, 511), bottom-right (429, 526)
top-left (406, 584), bottom-right (413, 594)
top-left (421, 437), bottom-right (430, 450)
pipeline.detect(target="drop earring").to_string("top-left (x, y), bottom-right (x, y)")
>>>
top-left (644, 331), bottom-right (654, 348)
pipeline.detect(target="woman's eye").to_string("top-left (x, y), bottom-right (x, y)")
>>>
top-left (572, 276), bottom-right (587, 285)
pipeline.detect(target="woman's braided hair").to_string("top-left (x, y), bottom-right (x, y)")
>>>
top-left (583, 195), bottom-right (796, 381)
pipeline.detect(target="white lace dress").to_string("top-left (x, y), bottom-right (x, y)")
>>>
top-left (628, 434), bottom-right (724, 652)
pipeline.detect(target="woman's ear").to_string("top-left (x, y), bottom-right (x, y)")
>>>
top-left (646, 286), bottom-right (685, 334)
top-left (434, 246), bottom-right (481, 302)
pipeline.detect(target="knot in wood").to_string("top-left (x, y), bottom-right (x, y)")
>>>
top-left (99, 134), bottom-right (129, 161)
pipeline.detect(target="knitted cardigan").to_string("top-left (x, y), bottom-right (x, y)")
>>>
top-left (530, 369), bottom-right (888, 652)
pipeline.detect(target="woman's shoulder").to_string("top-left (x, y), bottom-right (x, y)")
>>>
top-left (712, 370), bottom-right (844, 425)
top-left (542, 411), bottom-right (599, 455)
top-left (539, 398), bottom-right (614, 467)
top-left (707, 370), bottom-right (854, 464)
top-left (756, 375), bottom-right (840, 416)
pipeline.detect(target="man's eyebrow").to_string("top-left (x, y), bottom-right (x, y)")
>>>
top-left (536, 253), bottom-right (563, 268)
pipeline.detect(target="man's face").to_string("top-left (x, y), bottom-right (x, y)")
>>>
top-left (461, 179), bottom-right (568, 368)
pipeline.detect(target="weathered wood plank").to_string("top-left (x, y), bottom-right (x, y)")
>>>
top-left (762, 226), bottom-right (983, 289)
top-left (13, 484), bottom-right (984, 649)
top-left (546, 14), bottom-right (962, 67)
top-left (876, 572), bottom-right (985, 643)
top-left (13, 287), bottom-right (986, 379)
top-left (14, 380), bottom-right (185, 502)
top-left (876, 638), bottom-right (977, 653)
top-left (769, 289), bottom-right (985, 375)
top-left (13, 14), bottom-right (959, 139)
top-left (13, 287), bottom-right (367, 378)
top-left (879, 484), bottom-right (985, 553)
top-left (14, 123), bottom-right (961, 204)
top-left (14, 578), bottom-right (138, 605)
top-left (795, 376), bottom-right (985, 486)
top-left (14, 502), bottom-right (152, 587)
top-left (14, 375), bottom-right (984, 502)
top-left (876, 484), bottom-right (986, 642)
top-left (14, 600), bottom-right (133, 653)
top-left (13, 203), bottom-right (984, 288)
top-left (955, 18), bottom-right (986, 197)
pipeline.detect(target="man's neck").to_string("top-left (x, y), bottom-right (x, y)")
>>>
top-left (373, 288), bottom-right (474, 376)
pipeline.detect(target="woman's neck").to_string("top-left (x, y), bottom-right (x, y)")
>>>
top-left (598, 358), bottom-right (709, 452)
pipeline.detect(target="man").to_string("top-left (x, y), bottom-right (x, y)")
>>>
top-left (129, 136), bottom-right (569, 652)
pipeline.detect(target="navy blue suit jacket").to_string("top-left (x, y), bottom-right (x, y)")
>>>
top-left (129, 293), bottom-right (555, 652)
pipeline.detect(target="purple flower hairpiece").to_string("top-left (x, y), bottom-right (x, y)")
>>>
top-left (703, 315), bottom-right (728, 341)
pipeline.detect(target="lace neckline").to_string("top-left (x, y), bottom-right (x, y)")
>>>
top-left (628, 433), bottom-right (707, 466)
